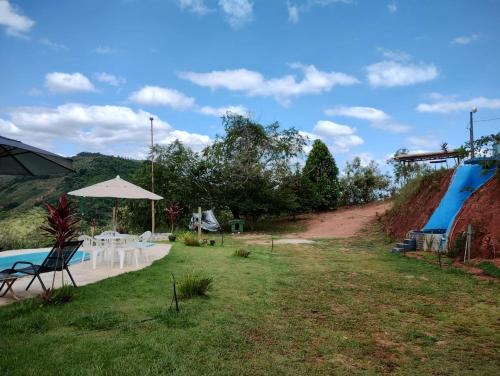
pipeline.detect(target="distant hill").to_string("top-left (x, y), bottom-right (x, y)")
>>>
top-left (0, 152), bottom-right (143, 224)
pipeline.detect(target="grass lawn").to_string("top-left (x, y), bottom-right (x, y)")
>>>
top-left (0, 227), bottom-right (499, 375)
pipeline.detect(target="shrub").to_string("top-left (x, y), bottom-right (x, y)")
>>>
top-left (181, 232), bottom-right (201, 247)
top-left (448, 233), bottom-right (465, 258)
top-left (39, 285), bottom-right (76, 306)
top-left (178, 272), bottom-right (213, 299)
top-left (233, 248), bottom-right (251, 258)
top-left (478, 262), bottom-right (500, 278)
top-left (168, 234), bottom-right (177, 242)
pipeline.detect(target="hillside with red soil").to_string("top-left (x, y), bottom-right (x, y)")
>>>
top-left (449, 176), bottom-right (500, 259)
top-left (383, 169), bottom-right (454, 240)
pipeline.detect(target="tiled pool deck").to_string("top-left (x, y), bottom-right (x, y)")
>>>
top-left (0, 243), bottom-right (171, 306)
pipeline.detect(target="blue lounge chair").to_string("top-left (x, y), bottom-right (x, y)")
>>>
top-left (1, 240), bottom-right (83, 292)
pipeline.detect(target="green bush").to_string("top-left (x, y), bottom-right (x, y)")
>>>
top-left (180, 232), bottom-right (201, 247)
top-left (448, 233), bottom-right (465, 258)
top-left (168, 234), bottom-right (177, 242)
top-left (39, 285), bottom-right (76, 306)
top-left (233, 248), bottom-right (251, 258)
top-left (178, 272), bottom-right (213, 299)
top-left (478, 262), bottom-right (500, 278)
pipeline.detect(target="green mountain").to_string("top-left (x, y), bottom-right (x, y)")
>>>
top-left (0, 152), bottom-right (143, 223)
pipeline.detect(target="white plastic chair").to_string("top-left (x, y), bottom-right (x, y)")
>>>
top-left (136, 231), bottom-right (152, 263)
top-left (78, 235), bottom-right (104, 269)
top-left (111, 236), bottom-right (139, 269)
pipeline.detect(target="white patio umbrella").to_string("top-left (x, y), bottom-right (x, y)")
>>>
top-left (68, 175), bottom-right (163, 231)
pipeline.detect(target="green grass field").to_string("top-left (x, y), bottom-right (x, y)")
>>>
top-left (0, 227), bottom-right (499, 375)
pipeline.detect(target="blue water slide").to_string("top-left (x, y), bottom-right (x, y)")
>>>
top-left (423, 164), bottom-right (496, 233)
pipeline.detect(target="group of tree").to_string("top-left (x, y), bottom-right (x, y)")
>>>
top-left (124, 114), bottom-right (392, 232)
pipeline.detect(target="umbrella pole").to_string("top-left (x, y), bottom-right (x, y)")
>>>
top-left (114, 198), bottom-right (118, 231)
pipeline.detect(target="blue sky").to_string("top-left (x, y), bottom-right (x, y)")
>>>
top-left (0, 0), bottom-right (499, 170)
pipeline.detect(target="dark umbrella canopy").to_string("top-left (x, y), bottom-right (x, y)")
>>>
top-left (0, 135), bottom-right (74, 176)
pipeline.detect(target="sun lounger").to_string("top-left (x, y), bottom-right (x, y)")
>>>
top-left (0, 272), bottom-right (21, 299)
top-left (1, 240), bottom-right (83, 292)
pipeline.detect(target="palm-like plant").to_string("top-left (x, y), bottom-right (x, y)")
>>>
top-left (41, 195), bottom-right (80, 289)
top-left (165, 203), bottom-right (183, 233)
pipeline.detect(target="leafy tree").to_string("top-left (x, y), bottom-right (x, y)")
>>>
top-left (388, 148), bottom-right (430, 186)
top-left (126, 141), bottom-right (204, 232)
top-left (339, 157), bottom-right (391, 205)
top-left (302, 140), bottom-right (340, 210)
top-left (202, 114), bottom-right (305, 227)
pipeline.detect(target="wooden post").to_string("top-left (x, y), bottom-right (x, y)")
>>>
top-left (198, 206), bottom-right (202, 242)
top-left (150, 117), bottom-right (155, 235)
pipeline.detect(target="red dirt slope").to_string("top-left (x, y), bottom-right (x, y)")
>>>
top-left (383, 169), bottom-right (454, 240)
top-left (449, 176), bottom-right (500, 259)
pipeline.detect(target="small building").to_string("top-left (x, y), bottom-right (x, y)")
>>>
top-left (228, 219), bottom-right (245, 233)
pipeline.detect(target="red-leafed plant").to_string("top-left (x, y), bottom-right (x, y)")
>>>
top-left (41, 195), bottom-right (80, 289)
top-left (165, 203), bottom-right (183, 233)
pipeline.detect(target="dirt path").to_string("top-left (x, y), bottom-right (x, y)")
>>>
top-left (298, 200), bottom-right (392, 238)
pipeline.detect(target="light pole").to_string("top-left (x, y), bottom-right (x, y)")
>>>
top-left (150, 117), bottom-right (155, 234)
top-left (469, 107), bottom-right (477, 158)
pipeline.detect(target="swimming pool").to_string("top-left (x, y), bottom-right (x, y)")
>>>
top-left (0, 249), bottom-right (90, 272)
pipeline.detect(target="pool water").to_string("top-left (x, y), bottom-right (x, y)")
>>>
top-left (0, 250), bottom-right (90, 272)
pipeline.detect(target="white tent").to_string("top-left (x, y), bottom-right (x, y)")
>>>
top-left (68, 175), bottom-right (163, 230)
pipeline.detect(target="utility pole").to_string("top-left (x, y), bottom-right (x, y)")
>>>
top-left (469, 107), bottom-right (477, 158)
top-left (150, 117), bottom-right (155, 234)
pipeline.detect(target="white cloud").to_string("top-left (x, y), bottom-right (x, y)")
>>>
top-left (417, 96), bottom-right (500, 113)
top-left (178, 0), bottom-right (211, 15)
top-left (366, 60), bottom-right (438, 87)
top-left (387, 1), bottom-right (397, 13)
top-left (40, 38), bottom-right (68, 50)
top-left (45, 72), bottom-right (96, 93)
top-left (324, 105), bottom-right (411, 133)
top-left (310, 120), bottom-right (364, 153)
top-left (407, 136), bottom-right (440, 150)
top-left (287, 3), bottom-right (299, 23)
top-left (1, 104), bottom-right (212, 156)
top-left (95, 72), bottom-right (126, 87)
top-left (94, 46), bottom-right (117, 54)
top-left (0, 0), bottom-right (34, 37)
top-left (198, 105), bottom-right (248, 117)
top-left (161, 130), bottom-right (211, 150)
top-left (378, 48), bottom-right (410, 62)
top-left (180, 64), bottom-right (359, 103)
top-left (218, 0), bottom-right (253, 28)
top-left (370, 122), bottom-right (411, 133)
top-left (286, 0), bottom-right (351, 23)
top-left (452, 33), bottom-right (479, 45)
top-left (425, 92), bottom-right (458, 101)
top-left (129, 86), bottom-right (196, 110)
top-left (325, 106), bottom-right (389, 122)
top-left (0, 117), bottom-right (20, 135)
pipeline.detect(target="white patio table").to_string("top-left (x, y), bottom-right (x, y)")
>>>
top-left (94, 234), bottom-right (138, 269)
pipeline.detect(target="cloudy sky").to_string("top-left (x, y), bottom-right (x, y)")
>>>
top-left (0, 0), bottom-right (499, 168)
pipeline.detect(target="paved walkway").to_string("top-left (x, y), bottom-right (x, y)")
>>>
top-left (0, 243), bottom-right (171, 306)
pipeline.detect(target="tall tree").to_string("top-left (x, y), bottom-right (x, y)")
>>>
top-left (202, 114), bottom-right (305, 227)
top-left (126, 140), bottom-right (204, 231)
top-left (339, 157), bottom-right (391, 205)
top-left (303, 140), bottom-right (340, 210)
